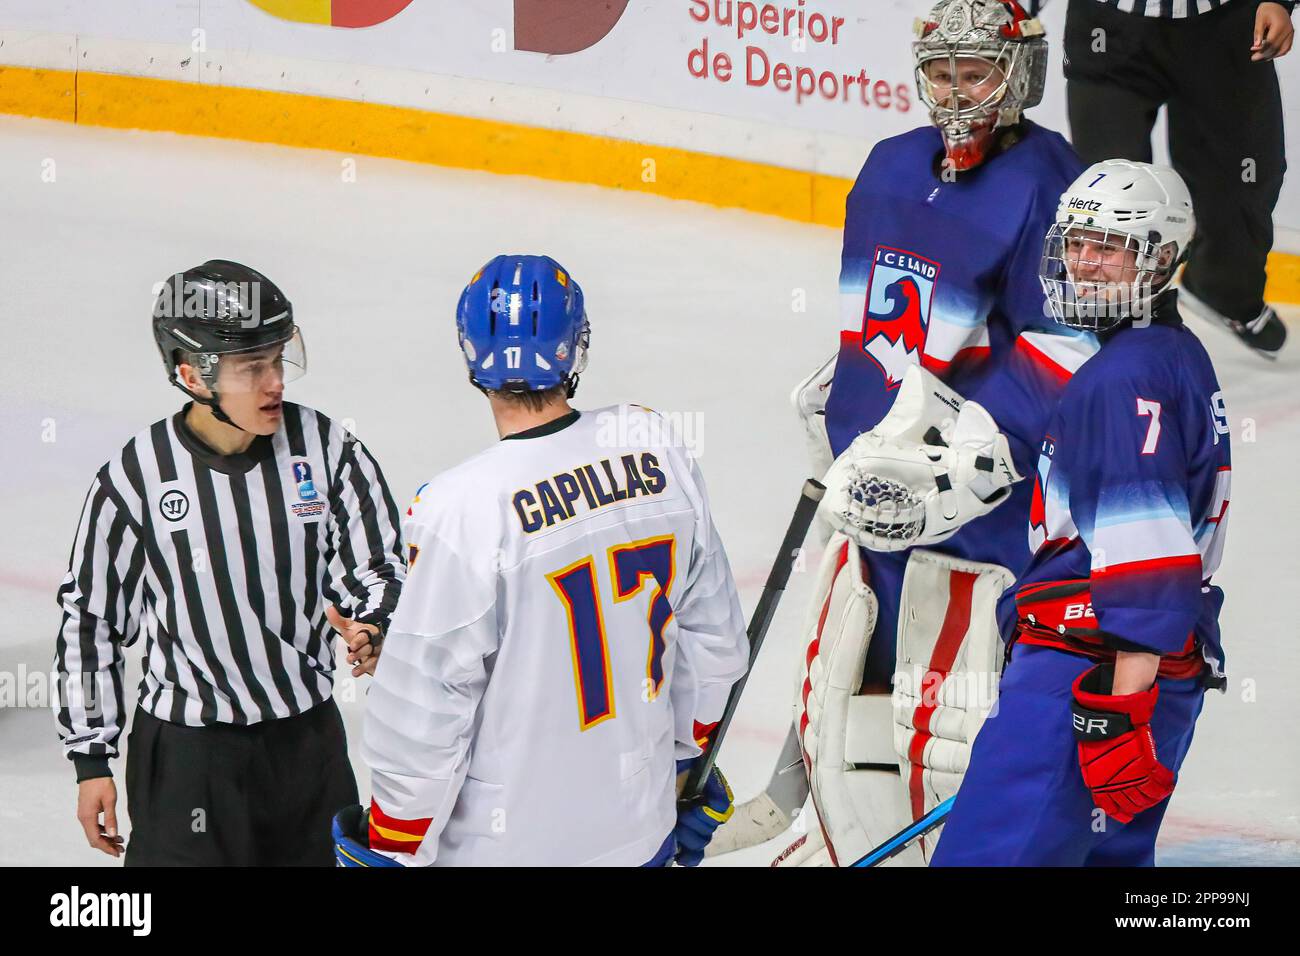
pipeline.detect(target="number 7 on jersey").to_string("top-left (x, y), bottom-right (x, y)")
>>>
top-left (1136, 397), bottom-right (1162, 455)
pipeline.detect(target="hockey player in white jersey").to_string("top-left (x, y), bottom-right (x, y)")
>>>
top-left (332, 255), bottom-right (748, 866)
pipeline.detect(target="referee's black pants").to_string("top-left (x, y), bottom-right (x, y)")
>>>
top-left (1064, 0), bottom-right (1286, 322)
top-left (124, 698), bottom-right (359, 866)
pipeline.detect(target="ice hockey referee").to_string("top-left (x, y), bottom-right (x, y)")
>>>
top-left (54, 260), bottom-right (406, 866)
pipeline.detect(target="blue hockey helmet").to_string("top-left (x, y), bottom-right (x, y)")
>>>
top-left (456, 255), bottom-right (590, 395)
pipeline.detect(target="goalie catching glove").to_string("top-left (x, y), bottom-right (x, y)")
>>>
top-left (820, 366), bottom-right (1022, 552)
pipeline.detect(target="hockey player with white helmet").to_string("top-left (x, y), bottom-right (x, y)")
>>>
top-left (932, 160), bottom-right (1231, 865)
top-left (1038, 161), bottom-right (1195, 332)
top-left (1062, 0), bottom-right (1291, 358)
top-left (721, 0), bottom-right (1102, 866)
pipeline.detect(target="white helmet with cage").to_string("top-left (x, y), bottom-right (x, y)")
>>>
top-left (913, 0), bottom-right (1048, 170)
top-left (1040, 160), bottom-right (1196, 332)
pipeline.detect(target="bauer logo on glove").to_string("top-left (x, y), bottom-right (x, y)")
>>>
top-left (820, 365), bottom-right (1022, 552)
top-left (1070, 664), bottom-right (1176, 824)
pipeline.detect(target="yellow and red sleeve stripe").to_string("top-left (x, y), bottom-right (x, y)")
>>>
top-left (693, 720), bottom-right (718, 751)
top-left (368, 799), bottom-right (432, 856)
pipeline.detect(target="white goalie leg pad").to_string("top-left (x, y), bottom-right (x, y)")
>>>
top-left (891, 549), bottom-right (1015, 862)
top-left (792, 533), bottom-right (917, 866)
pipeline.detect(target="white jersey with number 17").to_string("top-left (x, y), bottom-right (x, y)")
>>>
top-left (363, 404), bottom-right (748, 866)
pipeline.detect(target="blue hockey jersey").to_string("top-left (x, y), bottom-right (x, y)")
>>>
top-left (1014, 300), bottom-right (1231, 680)
top-left (827, 121), bottom-right (1099, 579)
top-left (824, 122), bottom-right (1100, 682)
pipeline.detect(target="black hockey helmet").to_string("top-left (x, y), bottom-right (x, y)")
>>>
top-left (151, 260), bottom-right (306, 426)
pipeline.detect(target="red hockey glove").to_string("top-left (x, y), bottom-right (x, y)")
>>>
top-left (1070, 664), bottom-right (1175, 824)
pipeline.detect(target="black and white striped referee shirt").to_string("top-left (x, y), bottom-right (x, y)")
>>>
top-left (55, 402), bottom-right (405, 775)
top-left (1087, 0), bottom-right (1296, 18)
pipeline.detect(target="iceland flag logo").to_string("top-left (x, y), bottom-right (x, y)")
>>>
top-left (861, 245), bottom-right (940, 389)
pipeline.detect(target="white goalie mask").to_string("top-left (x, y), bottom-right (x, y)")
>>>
top-left (1040, 160), bottom-right (1196, 332)
top-left (913, 0), bottom-right (1048, 170)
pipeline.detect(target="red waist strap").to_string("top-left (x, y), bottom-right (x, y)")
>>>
top-left (1014, 579), bottom-right (1205, 681)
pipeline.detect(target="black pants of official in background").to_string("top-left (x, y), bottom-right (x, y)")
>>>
top-left (124, 699), bottom-right (359, 866)
top-left (1064, 0), bottom-right (1286, 322)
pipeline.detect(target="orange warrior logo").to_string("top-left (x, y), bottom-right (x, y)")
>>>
top-left (862, 246), bottom-right (940, 389)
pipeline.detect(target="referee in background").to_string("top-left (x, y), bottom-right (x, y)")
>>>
top-left (55, 260), bottom-right (406, 865)
top-left (1061, 0), bottom-right (1293, 356)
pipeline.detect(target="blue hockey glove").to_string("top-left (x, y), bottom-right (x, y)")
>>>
top-left (332, 805), bottom-right (402, 867)
top-left (673, 760), bottom-right (734, 867)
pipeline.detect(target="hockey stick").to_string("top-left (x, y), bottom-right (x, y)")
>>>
top-left (705, 727), bottom-right (807, 856)
top-left (680, 478), bottom-right (826, 802)
top-left (849, 795), bottom-right (955, 867)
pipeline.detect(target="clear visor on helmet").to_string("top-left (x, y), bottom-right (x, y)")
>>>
top-left (915, 51), bottom-right (1010, 122)
top-left (571, 319), bottom-right (591, 381)
top-left (1039, 225), bottom-right (1171, 331)
top-left (181, 327), bottom-right (307, 394)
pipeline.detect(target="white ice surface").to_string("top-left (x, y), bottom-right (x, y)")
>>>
top-left (0, 116), bottom-right (1295, 866)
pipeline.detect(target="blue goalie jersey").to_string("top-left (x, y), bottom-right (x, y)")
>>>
top-left (825, 121), bottom-right (1099, 671)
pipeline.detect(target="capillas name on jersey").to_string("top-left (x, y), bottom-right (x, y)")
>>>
top-left (513, 453), bottom-right (667, 533)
